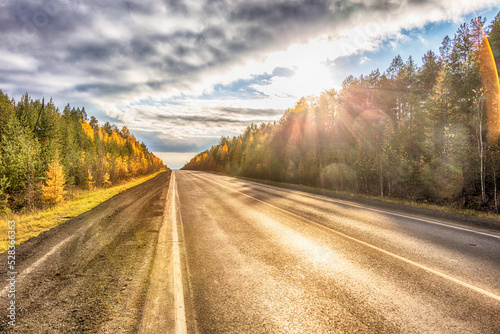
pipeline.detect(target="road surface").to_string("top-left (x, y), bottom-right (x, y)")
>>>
top-left (2, 170), bottom-right (500, 333)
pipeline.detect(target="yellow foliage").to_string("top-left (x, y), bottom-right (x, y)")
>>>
top-left (115, 156), bottom-right (129, 179)
top-left (292, 97), bottom-right (308, 114)
top-left (42, 155), bottom-right (66, 204)
top-left (110, 131), bottom-right (124, 145)
top-left (81, 121), bottom-right (94, 140)
top-left (103, 172), bottom-right (111, 188)
top-left (129, 158), bottom-right (139, 175)
top-left (98, 127), bottom-right (104, 141)
top-left (218, 143), bottom-right (229, 160)
top-left (86, 170), bottom-right (95, 190)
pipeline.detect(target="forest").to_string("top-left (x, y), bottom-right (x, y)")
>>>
top-left (184, 14), bottom-right (500, 213)
top-left (0, 92), bottom-right (165, 213)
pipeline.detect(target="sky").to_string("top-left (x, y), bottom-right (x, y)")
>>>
top-left (1, 0), bottom-right (499, 169)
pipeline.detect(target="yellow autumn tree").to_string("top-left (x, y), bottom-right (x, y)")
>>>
top-left (81, 120), bottom-right (94, 140)
top-left (42, 154), bottom-right (66, 205)
top-left (103, 172), bottom-right (111, 188)
top-left (86, 170), bottom-right (95, 190)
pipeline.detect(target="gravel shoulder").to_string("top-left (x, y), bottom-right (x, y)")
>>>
top-left (0, 171), bottom-right (171, 333)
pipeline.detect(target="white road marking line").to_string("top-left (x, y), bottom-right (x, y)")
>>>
top-left (172, 172), bottom-right (188, 334)
top-left (188, 171), bottom-right (500, 303)
top-left (209, 172), bottom-right (500, 240)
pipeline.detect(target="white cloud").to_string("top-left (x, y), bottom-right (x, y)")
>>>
top-left (0, 51), bottom-right (38, 72)
top-left (359, 56), bottom-right (372, 64)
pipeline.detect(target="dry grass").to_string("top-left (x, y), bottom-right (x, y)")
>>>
top-left (0, 170), bottom-right (164, 253)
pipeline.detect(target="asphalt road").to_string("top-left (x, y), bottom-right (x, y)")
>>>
top-left (1, 169), bottom-right (500, 333)
top-left (176, 170), bottom-right (500, 333)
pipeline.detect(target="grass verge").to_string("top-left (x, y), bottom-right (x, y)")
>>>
top-left (0, 170), bottom-right (165, 253)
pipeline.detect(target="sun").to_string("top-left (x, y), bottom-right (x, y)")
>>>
top-left (248, 37), bottom-right (343, 106)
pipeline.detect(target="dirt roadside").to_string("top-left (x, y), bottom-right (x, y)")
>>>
top-left (0, 170), bottom-right (171, 333)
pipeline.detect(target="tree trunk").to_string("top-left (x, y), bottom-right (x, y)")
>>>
top-left (340, 164), bottom-right (344, 191)
top-left (476, 96), bottom-right (486, 203)
top-left (494, 164), bottom-right (498, 213)
top-left (480, 137), bottom-right (485, 203)
top-left (380, 155), bottom-right (384, 197)
top-left (492, 151), bottom-right (498, 213)
top-left (388, 177), bottom-right (391, 197)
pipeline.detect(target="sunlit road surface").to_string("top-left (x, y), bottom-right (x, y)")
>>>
top-left (174, 170), bottom-right (500, 333)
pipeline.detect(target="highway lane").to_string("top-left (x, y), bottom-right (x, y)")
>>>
top-left (175, 170), bottom-right (500, 333)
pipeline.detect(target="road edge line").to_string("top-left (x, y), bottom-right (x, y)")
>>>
top-left (215, 173), bottom-right (500, 240)
top-left (189, 171), bottom-right (500, 303)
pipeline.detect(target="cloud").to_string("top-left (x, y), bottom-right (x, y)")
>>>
top-left (360, 56), bottom-right (372, 64)
top-left (1, 0), bottom-right (498, 167)
top-left (130, 128), bottom-right (220, 153)
top-left (219, 107), bottom-right (284, 117)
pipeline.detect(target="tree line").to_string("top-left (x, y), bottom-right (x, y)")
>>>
top-left (184, 14), bottom-right (500, 213)
top-left (0, 92), bottom-right (165, 213)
